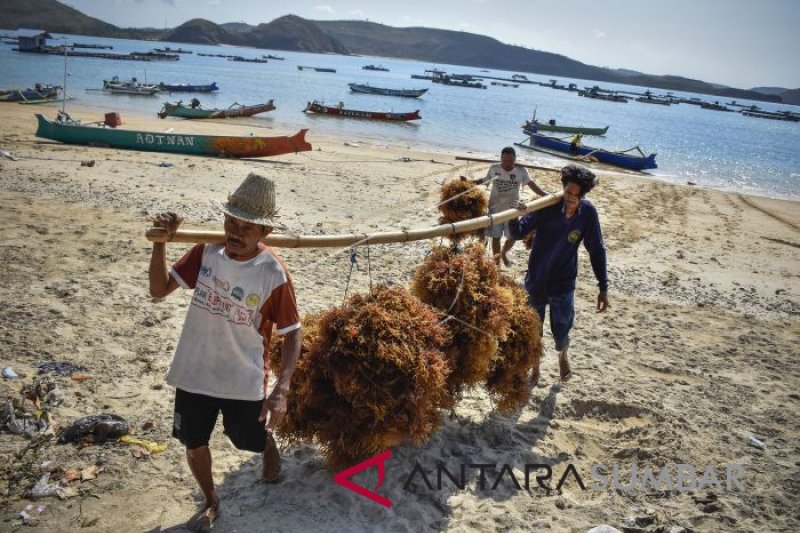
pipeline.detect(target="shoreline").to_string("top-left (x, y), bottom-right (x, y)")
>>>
top-left (16, 100), bottom-right (800, 205)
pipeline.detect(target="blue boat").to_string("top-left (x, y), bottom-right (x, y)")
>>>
top-left (524, 132), bottom-right (657, 170)
top-left (158, 82), bottom-right (219, 93)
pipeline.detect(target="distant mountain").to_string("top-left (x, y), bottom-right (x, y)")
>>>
top-left (0, 0), bottom-right (119, 36)
top-left (220, 22), bottom-right (255, 33)
top-left (243, 15), bottom-right (349, 54)
top-left (164, 15), bottom-right (347, 53)
top-left (779, 89), bottom-right (800, 105)
top-left (750, 86), bottom-right (789, 96)
top-left (164, 18), bottom-right (239, 45)
top-left (614, 68), bottom-right (646, 77)
top-left (0, 2), bottom-right (791, 104)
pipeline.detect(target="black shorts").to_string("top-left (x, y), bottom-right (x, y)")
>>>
top-left (172, 388), bottom-right (267, 452)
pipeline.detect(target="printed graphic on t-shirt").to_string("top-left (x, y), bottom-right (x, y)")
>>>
top-left (192, 279), bottom-right (255, 326)
top-left (493, 173), bottom-right (519, 193)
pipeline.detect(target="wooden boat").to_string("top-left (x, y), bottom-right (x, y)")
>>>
top-left (153, 47), bottom-right (192, 54)
top-left (304, 101), bottom-right (420, 121)
top-left (297, 66), bottom-right (336, 73)
top-left (522, 119), bottom-right (608, 136)
top-left (741, 109), bottom-right (800, 122)
top-left (103, 77), bottom-right (160, 96)
top-left (491, 81), bottom-right (519, 88)
top-left (523, 131), bottom-right (656, 170)
top-left (0, 84), bottom-right (59, 102)
top-left (348, 83), bottom-right (427, 98)
top-left (158, 82), bottom-right (219, 93)
top-left (130, 51), bottom-right (179, 61)
top-left (362, 64), bottom-right (389, 72)
top-left (578, 90), bottom-right (629, 103)
top-left (35, 113), bottom-right (311, 158)
top-left (700, 102), bottom-right (734, 112)
top-left (229, 56), bottom-right (268, 63)
top-left (431, 76), bottom-right (486, 89)
top-left (636, 95), bottom-right (672, 105)
top-left (158, 100), bottom-right (276, 119)
top-left (263, 54), bottom-right (285, 60)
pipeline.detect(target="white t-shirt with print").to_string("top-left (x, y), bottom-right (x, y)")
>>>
top-left (166, 243), bottom-right (300, 401)
top-left (485, 164), bottom-right (533, 214)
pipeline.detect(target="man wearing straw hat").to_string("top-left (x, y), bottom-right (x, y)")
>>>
top-left (509, 165), bottom-right (608, 383)
top-left (149, 173), bottom-right (302, 531)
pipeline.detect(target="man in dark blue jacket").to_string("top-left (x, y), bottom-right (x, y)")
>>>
top-left (508, 165), bottom-right (609, 383)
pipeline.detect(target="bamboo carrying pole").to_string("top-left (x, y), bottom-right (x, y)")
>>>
top-left (145, 191), bottom-right (565, 248)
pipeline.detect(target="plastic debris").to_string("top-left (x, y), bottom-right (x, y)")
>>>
top-left (119, 435), bottom-right (168, 453)
top-left (59, 414), bottom-right (130, 444)
top-left (0, 149), bottom-right (19, 161)
top-left (19, 503), bottom-right (46, 525)
top-left (158, 161), bottom-right (174, 167)
top-left (80, 160), bottom-right (96, 167)
top-left (748, 436), bottom-right (765, 449)
top-left (29, 473), bottom-right (77, 499)
top-left (2, 366), bottom-right (18, 379)
top-left (38, 361), bottom-right (85, 376)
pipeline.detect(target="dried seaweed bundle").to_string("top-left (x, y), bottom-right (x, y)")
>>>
top-left (486, 276), bottom-right (543, 413)
top-left (438, 178), bottom-right (488, 242)
top-left (411, 242), bottom-right (512, 404)
top-left (272, 286), bottom-right (451, 470)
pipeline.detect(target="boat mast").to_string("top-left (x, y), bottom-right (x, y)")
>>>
top-left (61, 45), bottom-right (68, 113)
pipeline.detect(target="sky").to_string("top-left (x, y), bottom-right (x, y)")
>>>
top-left (59, 0), bottom-right (800, 89)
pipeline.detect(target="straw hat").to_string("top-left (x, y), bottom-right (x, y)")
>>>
top-left (216, 173), bottom-right (279, 226)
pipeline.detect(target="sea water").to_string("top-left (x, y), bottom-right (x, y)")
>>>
top-left (1, 33), bottom-right (798, 199)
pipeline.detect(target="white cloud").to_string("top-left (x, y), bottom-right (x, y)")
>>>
top-left (313, 5), bottom-right (335, 14)
top-left (458, 21), bottom-right (472, 30)
top-left (208, 0), bottom-right (220, 5)
top-left (592, 29), bottom-right (607, 38)
top-left (350, 9), bottom-right (365, 17)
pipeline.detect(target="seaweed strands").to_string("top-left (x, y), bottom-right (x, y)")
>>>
top-left (411, 242), bottom-right (512, 406)
top-left (438, 177), bottom-right (488, 243)
top-left (486, 276), bottom-right (543, 413)
top-left (271, 286), bottom-right (451, 470)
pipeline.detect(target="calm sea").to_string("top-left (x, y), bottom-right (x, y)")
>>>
top-left (2, 33), bottom-right (799, 199)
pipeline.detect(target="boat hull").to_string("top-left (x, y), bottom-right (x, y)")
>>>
top-left (304, 102), bottom-right (420, 121)
top-left (348, 83), bottom-right (427, 98)
top-left (159, 82), bottom-right (219, 93)
top-left (523, 122), bottom-right (608, 136)
top-left (528, 132), bottom-right (656, 170)
top-left (159, 100), bottom-right (276, 119)
top-left (35, 114), bottom-right (311, 158)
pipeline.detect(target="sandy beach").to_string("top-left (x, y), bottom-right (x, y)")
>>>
top-left (0, 102), bottom-right (798, 532)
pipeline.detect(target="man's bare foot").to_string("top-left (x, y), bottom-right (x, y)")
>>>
top-left (501, 254), bottom-right (512, 267)
top-left (262, 431), bottom-right (282, 483)
top-left (558, 350), bottom-right (572, 382)
top-left (187, 501), bottom-right (219, 533)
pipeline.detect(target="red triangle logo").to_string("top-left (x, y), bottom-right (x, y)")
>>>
top-left (333, 449), bottom-right (392, 508)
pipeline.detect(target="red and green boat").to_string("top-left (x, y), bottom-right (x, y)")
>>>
top-left (35, 113), bottom-right (311, 158)
top-left (304, 101), bottom-right (420, 121)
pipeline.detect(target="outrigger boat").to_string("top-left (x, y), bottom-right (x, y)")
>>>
top-left (102, 77), bottom-right (160, 96)
top-left (158, 100), bottom-right (276, 119)
top-left (348, 83), bottom-right (427, 98)
top-left (518, 131), bottom-right (656, 171)
top-left (0, 83), bottom-right (59, 102)
top-left (35, 112), bottom-right (312, 158)
top-left (304, 101), bottom-right (420, 121)
top-left (522, 117), bottom-right (608, 136)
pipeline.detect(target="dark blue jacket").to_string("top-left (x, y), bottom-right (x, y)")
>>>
top-left (508, 199), bottom-right (608, 299)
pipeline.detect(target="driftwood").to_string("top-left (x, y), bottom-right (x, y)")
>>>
top-left (145, 192), bottom-right (564, 248)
